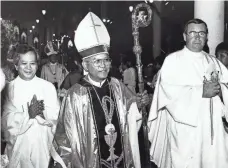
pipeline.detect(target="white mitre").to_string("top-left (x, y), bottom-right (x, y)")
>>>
top-left (74, 12), bottom-right (110, 59)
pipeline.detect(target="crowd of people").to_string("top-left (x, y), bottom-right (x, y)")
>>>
top-left (1, 11), bottom-right (228, 168)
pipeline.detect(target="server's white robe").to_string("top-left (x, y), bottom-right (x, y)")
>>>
top-left (2, 76), bottom-right (60, 168)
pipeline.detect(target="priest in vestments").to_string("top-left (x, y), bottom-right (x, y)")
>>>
top-left (215, 42), bottom-right (228, 69)
top-left (41, 41), bottom-right (68, 95)
top-left (148, 19), bottom-right (228, 168)
top-left (53, 12), bottom-right (149, 168)
top-left (1, 44), bottom-right (60, 168)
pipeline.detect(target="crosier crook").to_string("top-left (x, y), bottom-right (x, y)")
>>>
top-left (132, 3), bottom-right (152, 167)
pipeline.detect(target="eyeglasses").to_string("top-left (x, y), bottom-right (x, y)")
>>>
top-left (186, 31), bottom-right (207, 37)
top-left (89, 58), bottom-right (112, 67)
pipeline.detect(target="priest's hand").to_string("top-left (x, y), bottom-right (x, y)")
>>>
top-left (27, 95), bottom-right (45, 119)
top-left (202, 81), bottom-right (221, 98)
top-left (37, 100), bottom-right (45, 119)
top-left (136, 90), bottom-right (150, 109)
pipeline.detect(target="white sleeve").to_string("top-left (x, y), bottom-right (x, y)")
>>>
top-left (0, 68), bottom-right (6, 91)
top-left (44, 83), bottom-right (60, 121)
top-left (35, 83), bottom-right (60, 131)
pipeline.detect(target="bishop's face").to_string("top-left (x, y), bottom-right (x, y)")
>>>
top-left (15, 51), bottom-right (38, 81)
top-left (83, 53), bottom-right (111, 82)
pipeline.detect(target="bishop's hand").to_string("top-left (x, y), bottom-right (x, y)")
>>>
top-left (27, 95), bottom-right (45, 119)
top-left (136, 90), bottom-right (150, 109)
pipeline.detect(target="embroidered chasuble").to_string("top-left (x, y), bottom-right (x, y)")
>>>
top-left (54, 77), bottom-right (142, 168)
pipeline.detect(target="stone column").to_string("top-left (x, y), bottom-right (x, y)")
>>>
top-left (153, 1), bottom-right (162, 59)
top-left (194, 1), bottom-right (224, 55)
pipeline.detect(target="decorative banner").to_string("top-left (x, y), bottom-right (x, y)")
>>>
top-left (33, 33), bottom-right (39, 49)
top-left (34, 37), bottom-right (39, 43)
top-left (13, 25), bottom-right (20, 42)
top-left (67, 39), bottom-right (73, 48)
top-left (20, 28), bottom-right (27, 44)
top-left (34, 37), bottom-right (39, 49)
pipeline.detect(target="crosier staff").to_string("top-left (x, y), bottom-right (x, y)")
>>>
top-left (132, 3), bottom-right (152, 168)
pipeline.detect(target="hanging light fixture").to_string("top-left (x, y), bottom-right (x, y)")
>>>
top-left (42, 9), bottom-right (46, 15)
top-left (129, 6), bottom-right (133, 12)
top-left (36, 19), bottom-right (39, 23)
top-left (32, 25), bottom-right (35, 29)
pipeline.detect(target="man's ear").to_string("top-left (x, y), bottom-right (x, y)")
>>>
top-left (14, 65), bottom-right (18, 71)
top-left (82, 61), bottom-right (88, 72)
top-left (183, 33), bottom-right (186, 42)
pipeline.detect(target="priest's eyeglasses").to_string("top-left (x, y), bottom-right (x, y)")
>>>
top-left (186, 31), bottom-right (207, 37)
top-left (91, 58), bottom-right (112, 67)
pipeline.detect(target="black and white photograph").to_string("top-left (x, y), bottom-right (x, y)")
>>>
top-left (1, 0), bottom-right (228, 168)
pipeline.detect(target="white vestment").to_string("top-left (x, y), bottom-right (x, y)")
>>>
top-left (2, 76), bottom-right (60, 168)
top-left (148, 47), bottom-right (228, 168)
top-left (123, 67), bottom-right (136, 94)
top-left (0, 68), bottom-right (6, 91)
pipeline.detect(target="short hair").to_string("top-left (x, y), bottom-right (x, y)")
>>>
top-left (215, 42), bottom-right (228, 56)
top-left (13, 44), bottom-right (39, 65)
top-left (184, 18), bottom-right (208, 34)
top-left (155, 55), bottom-right (166, 66)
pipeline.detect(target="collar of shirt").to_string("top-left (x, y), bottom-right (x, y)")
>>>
top-left (16, 75), bottom-right (38, 85)
top-left (50, 62), bottom-right (57, 66)
top-left (88, 75), bottom-right (106, 88)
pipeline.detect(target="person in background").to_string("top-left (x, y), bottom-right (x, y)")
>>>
top-left (1, 62), bottom-right (16, 157)
top-left (150, 55), bottom-right (166, 89)
top-left (215, 42), bottom-right (228, 69)
top-left (122, 57), bottom-right (137, 94)
top-left (148, 18), bottom-right (228, 168)
top-left (109, 64), bottom-right (122, 80)
top-left (1, 44), bottom-right (61, 168)
top-left (60, 56), bottom-right (83, 90)
top-left (54, 12), bottom-right (149, 168)
top-left (41, 41), bottom-right (68, 93)
top-left (143, 63), bottom-right (155, 97)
